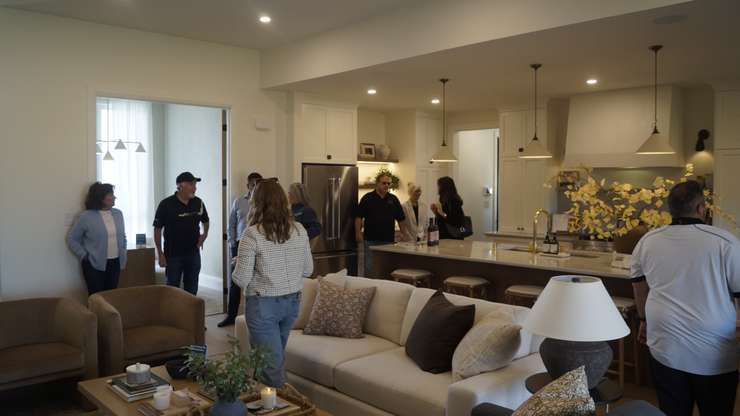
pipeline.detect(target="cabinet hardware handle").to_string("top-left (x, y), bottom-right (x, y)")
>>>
top-left (327, 154), bottom-right (332, 160)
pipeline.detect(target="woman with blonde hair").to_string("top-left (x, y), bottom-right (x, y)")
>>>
top-left (233, 179), bottom-right (313, 387)
top-left (288, 182), bottom-right (321, 240)
top-left (400, 182), bottom-right (431, 243)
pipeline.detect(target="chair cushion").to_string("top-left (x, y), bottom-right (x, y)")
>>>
top-left (391, 269), bottom-right (432, 279)
top-left (303, 278), bottom-right (376, 339)
top-left (124, 325), bottom-right (193, 360)
top-left (285, 330), bottom-right (398, 387)
top-left (405, 290), bottom-right (475, 373)
top-left (344, 276), bottom-right (414, 344)
top-left (452, 310), bottom-right (522, 381)
top-left (512, 366), bottom-right (595, 416)
top-left (505, 285), bottom-right (544, 298)
top-left (335, 347), bottom-right (449, 416)
top-left (445, 276), bottom-right (489, 287)
top-left (0, 342), bottom-right (83, 383)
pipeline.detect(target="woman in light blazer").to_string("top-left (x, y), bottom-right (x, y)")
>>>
top-left (400, 183), bottom-right (431, 243)
top-left (68, 182), bottom-right (127, 295)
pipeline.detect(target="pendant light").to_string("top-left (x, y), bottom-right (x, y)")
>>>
top-left (520, 63), bottom-right (552, 159)
top-left (430, 78), bottom-right (457, 163)
top-left (95, 143), bottom-right (103, 154)
top-left (135, 142), bottom-right (146, 153)
top-left (636, 45), bottom-right (676, 155)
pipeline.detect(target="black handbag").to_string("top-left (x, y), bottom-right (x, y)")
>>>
top-left (444, 216), bottom-right (473, 239)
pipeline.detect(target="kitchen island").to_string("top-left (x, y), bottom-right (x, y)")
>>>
top-left (369, 240), bottom-right (633, 300)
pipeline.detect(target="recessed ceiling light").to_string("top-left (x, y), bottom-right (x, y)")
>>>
top-left (586, 79), bottom-right (598, 85)
top-left (259, 16), bottom-right (272, 23)
top-left (367, 89), bottom-right (377, 95)
top-left (431, 98), bottom-right (440, 104)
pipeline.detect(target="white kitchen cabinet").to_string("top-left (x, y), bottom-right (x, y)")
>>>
top-left (521, 159), bottom-right (549, 233)
top-left (500, 109), bottom-right (547, 158)
top-left (714, 149), bottom-right (740, 239)
top-left (498, 157), bottom-right (552, 234)
top-left (414, 115), bottom-right (443, 166)
top-left (298, 102), bottom-right (357, 165)
top-left (715, 91), bottom-right (740, 150)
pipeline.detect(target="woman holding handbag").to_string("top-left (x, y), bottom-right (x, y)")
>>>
top-left (430, 176), bottom-right (468, 240)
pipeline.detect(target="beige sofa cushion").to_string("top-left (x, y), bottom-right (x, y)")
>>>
top-left (0, 342), bottom-right (83, 383)
top-left (451, 310), bottom-right (522, 381)
top-left (344, 276), bottom-right (414, 344)
top-left (334, 347), bottom-right (449, 416)
top-left (124, 325), bottom-right (193, 359)
top-left (303, 278), bottom-right (376, 338)
top-left (294, 271), bottom-right (349, 330)
top-left (285, 330), bottom-right (398, 387)
top-left (401, 288), bottom-right (539, 359)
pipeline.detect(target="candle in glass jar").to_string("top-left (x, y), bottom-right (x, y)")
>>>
top-left (260, 387), bottom-right (276, 410)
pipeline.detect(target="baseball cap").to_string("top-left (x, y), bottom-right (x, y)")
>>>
top-left (176, 172), bottom-right (201, 184)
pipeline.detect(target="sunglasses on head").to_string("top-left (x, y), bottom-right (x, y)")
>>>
top-left (257, 177), bottom-right (279, 184)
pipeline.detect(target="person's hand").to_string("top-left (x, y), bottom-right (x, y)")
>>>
top-left (230, 257), bottom-right (237, 266)
top-left (430, 203), bottom-right (439, 215)
top-left (198, 234), bottom-right (207, 249)
top-left (158, 253), bottom-right (167, 268)
top-left (638, 321), bottom-right (647, 345)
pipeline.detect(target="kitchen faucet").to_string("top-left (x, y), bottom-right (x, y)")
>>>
top-left (532, 209), bottom-right (553, 253)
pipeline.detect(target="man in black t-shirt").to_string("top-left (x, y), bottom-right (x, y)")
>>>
top-left (354, 173), bottom-right (405, 277)
top-left (153, 172), bottom-right (210, 295)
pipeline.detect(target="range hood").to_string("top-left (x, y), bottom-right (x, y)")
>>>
top-left (563, 86), bottom-right (684, 168)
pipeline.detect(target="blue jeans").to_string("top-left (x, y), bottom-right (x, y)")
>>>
top-left (363, 241), bottom-right (386, 277)
top-left (166, 250), bottom-right (201, 295)
top-left (245, 292), bottom-right (301, 387)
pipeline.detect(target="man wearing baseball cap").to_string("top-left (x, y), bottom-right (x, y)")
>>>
top-left (153, 171), bottom-right (210, 295)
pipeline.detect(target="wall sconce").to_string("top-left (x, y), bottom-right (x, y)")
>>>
top-left (695, 129), bottom-right (710, 152)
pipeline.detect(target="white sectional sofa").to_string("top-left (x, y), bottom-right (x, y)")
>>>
top-left (235, 275), bottom-right (545, 416)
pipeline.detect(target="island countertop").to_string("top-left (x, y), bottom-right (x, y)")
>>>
top-left (370, 240), bottom-right (631, 280)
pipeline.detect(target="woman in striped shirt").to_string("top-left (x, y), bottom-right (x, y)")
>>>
top-left (233, 179), bottom-right (314, 387)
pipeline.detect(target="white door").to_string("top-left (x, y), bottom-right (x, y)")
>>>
top-left (499, 158), bottom-right (523, 233)
top-left (455, 129), bottom-right (497, 238)
top-left (302, 104), bottom-right (328, 162)
top-left (326, 108), bottom-right (356, 163)
top-left (715, 149), bottom-right (740, 239)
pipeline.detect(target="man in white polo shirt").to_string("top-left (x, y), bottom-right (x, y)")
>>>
top-left (631, 180), bottom-right (740, 416)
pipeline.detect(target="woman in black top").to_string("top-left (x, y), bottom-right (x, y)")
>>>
top-left (431, 176), bottom-right (465, 240)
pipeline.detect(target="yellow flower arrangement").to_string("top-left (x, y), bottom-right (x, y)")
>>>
top-left (557, 164), bottom-right (737, 240)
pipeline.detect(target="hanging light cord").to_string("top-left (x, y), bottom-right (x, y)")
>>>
top-left (530, 64), bottom-right (541, 141)
top-left (440, 78), bottom-right (448, 146)
top-left (651, 45), bottom-right (662, 134)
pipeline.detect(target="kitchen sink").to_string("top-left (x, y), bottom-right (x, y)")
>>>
top-left (500, 245), bottom-right (599, 259)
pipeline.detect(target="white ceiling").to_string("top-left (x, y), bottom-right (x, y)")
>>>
top-left (2, 0), bottom-right (422, 49)
top-left (278, 0), bottom-right (740, 113)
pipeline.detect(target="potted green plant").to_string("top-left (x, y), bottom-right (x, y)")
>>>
top-left (185, 339), bottom-right (268, 416)
top-left (374, 167), bottom-right (400, 190)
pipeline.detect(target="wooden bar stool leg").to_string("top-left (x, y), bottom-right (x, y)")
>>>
top-left (632, 314), bottom-right (641, 385)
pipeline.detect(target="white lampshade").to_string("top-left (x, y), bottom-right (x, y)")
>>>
top-left (523, 275), bottom-right (630, 342)
top-left (519, 138), bottom-right (552, 159)
top-left (430, 143), bottom-right (457, 163)
top-left (636, 130), bottom-right (676, 155)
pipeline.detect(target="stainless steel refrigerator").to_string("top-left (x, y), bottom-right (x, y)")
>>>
top-left (302, 163), bottom-right (358, 276)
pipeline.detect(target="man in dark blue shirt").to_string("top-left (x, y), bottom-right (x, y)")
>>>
top-left (354, 173), bottom-right (404, 277)
top-left (153, 172), bottom-right (209, 295)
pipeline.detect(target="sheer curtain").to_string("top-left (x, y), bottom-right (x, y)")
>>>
top-left (96, 98), bottom-right (154, 244)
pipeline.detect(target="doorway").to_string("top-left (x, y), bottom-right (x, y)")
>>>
top-left (95, 97), bottom-right (228, 316)
top-left (453, 129), bottom-right (499, 239)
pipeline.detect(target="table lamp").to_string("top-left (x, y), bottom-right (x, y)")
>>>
top-left (523, 275), bottom-right (630, 389)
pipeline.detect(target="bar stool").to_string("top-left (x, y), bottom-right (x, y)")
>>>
top-left (504, 285), bottom-right (544, 308)
top-left (390, 269), bottom-right (432, 288)
top-left (607, 296), bottom-right (640, 388)
top-left (443, 276), bottom-right (490, 299)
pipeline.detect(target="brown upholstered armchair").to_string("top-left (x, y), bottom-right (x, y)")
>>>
top-left (0, 297), bottom-right (98, 391)
top-left (89, 285), bottom-right (205, 375)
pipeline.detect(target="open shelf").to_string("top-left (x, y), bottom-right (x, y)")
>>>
top-left (357, 158), bottom-right (399, 164)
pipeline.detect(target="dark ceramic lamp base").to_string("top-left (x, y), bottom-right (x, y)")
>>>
top-left (539, 338), bottom-right (613, 389)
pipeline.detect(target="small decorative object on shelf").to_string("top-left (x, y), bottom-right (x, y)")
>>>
top-left (359, 143), bottom-right (376, 159)
top-left (376, 144), bottom-right (391, 161)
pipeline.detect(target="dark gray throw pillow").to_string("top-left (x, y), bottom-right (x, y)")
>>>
top-left (405, 290), bottom-right (475, 373)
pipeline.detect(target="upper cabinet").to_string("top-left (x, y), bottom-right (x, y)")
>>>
top-left (500, 108), bottom-right (547, 158)
top-left (415, 115), bottom-right (443, 166)
top-left (715, 91), bottom-right (740, 150)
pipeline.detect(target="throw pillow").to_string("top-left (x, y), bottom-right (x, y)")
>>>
top-left (512, 366), bottom-right (595, 416)
top-left (405, 290), bottom-right (475, 373)
top-left (303, 277), bottom-right (376, 338)
top-left (293, 269), bottom-right (348, 329)
top-left (451, 310), bottom-right (522, 381)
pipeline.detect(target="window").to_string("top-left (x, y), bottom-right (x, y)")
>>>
top-left (96, 97), bottom-right (154, 243)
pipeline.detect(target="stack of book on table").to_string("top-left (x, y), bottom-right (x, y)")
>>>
top-left (108, 373), bottom-right (170, 402)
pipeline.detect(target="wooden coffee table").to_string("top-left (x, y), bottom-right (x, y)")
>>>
top-left (78, 366), bottom-right (330, 416)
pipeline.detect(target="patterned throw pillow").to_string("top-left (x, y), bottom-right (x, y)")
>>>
top-left (451, 310), bottom-right (522, 381)
top-left (303, 277), bottom-right (376, 338)
top-left (512, 366), bottom-right (596, 416)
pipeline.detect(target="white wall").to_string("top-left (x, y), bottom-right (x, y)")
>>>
top-left (0, 9), bottom-right (287, 301)
top-left (164, 104), bottom-right (223, 281)
top-left (454, 129), bottom-right (497, 239)
top-left (683, 86), bottom-right (715, 175)
top-left (358, 109), bottom-right (387, 149)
